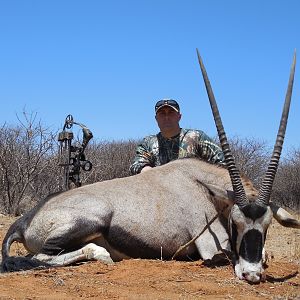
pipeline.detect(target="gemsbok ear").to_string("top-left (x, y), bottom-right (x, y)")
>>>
top-left (270, 203), bottom-right (300, 228)
top-left (201, 182), bottom-right (235, 204)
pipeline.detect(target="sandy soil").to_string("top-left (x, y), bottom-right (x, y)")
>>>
top-left (0, 214), bottom-right (299, 300)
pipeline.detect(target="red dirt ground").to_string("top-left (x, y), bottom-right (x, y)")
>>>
top-left (0, 214), bottom-right (299, 299)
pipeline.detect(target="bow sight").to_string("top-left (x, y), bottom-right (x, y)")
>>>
top-left (58, 114), bottom-right (93, 190)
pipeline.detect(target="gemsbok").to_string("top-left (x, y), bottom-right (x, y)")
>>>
top-left (1, 50), bottom-right (299, 283)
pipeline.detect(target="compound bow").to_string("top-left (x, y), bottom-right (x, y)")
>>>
top-left (58, 114), bottom-right (93, 190)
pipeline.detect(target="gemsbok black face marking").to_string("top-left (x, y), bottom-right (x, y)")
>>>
top-left (1, 52), bottom-right (298, 285)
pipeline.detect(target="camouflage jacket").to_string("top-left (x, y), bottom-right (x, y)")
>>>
top-left (129, 128), bottom-right (225, 175)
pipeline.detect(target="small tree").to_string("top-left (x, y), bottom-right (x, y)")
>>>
top-left (0, 112), bottom-right (58, 215)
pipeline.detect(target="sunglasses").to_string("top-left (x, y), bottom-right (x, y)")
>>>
top-left (155, 99), bottom-right (180, 112)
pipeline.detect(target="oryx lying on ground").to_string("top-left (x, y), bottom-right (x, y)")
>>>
top-left (1, 51), bottom-right (299, 283)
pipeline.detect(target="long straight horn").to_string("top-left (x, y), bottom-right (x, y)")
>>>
top-left (258, 51), bottom-right (296, 205)
top-left (196, 49), bottom-right (248, 208)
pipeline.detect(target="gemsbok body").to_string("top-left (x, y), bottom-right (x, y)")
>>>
top-left (1, 51), bottom-right (299, 283)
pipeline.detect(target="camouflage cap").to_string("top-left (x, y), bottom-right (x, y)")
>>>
top-left (155, 99), bottom-right (180, 114)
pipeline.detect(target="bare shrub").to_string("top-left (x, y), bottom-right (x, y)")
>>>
top-left (0, 112), bottom-right (58, 215)
top-left (272, 148), bottom-right (300, 211)
top-left (82, 139), bottom-right (138, 184)
top-left (224, 137), bottom-right (269, 187)
top-left (1, 111), bottom-right (298, 216)
top-left (0, 111), bottom-right (138, 216)
top-left (228, 137), bottom-right (299, 210)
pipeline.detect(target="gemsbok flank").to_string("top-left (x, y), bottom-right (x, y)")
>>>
top-left (1, 50), bottom-right (299, 283)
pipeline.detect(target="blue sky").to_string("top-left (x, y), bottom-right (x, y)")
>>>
top-left (0, 1), bottom-right (299, 155)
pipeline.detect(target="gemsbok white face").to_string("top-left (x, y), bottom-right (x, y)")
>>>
top-left (229, 203), bottom-right (273, 282)
top-left (197, 48), bottom-right (296, 283)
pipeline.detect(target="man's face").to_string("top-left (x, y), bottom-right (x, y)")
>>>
top-left (155, 106), bottom-right (181, 132)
